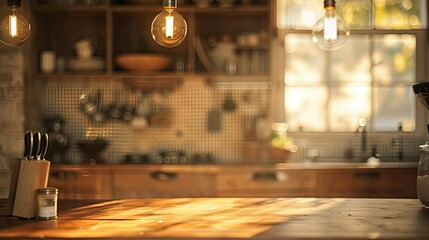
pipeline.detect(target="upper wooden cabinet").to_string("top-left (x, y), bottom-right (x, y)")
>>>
top-left (30, 0), bottom-right (272, 80)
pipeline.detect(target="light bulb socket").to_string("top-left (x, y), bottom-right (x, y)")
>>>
top-left (163, 0), bottom-right (177, 8)
top-left (324, 0), bottom-right (336, 9)
top-left (7, 0), bottom-right (21, 7)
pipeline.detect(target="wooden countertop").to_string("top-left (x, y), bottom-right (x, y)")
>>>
top-left (1, 198), bottom-right (428, 239)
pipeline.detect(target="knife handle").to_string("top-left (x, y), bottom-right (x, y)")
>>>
top-left (32, 131), bottom-right (41, 160)
top-left (40, 133), bottom-right (49, 160)
top-left (24, 130), bottom-right (33, 160)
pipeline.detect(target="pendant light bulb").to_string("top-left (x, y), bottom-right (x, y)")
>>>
top-left (0, 0), bottom-right (31, 47)
top-left (312, 0), bottom-right (349, 51)
top-left (151, 0), bottom-right (187, 48)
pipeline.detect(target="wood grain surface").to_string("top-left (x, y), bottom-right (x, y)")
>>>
top-left (0, 198), bottom-right (428, 239)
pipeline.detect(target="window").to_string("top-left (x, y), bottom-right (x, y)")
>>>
top-left (276, 0), bottom-right (426, 132)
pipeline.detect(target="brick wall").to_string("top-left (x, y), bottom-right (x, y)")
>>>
top-left (0, 50), bottom-right (25, 170)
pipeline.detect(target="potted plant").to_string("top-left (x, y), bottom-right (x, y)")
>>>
top-left (269, 123), bottom-right (296, 161)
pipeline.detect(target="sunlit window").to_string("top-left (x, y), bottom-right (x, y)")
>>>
top-left (278, 0), bottom-right (426, 30)
top-left (277, 0), bottom-right (425, 132)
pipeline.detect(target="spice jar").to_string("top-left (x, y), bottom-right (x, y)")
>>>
top-left (36, 187), bottom-right (58, 219)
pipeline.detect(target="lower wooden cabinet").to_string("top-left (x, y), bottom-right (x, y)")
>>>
top-left (113, 171), bottom-right (216, 198)
top-left (318, 168), bottom-right (417, 198)
top-left (217, 169), bottom-right (318, 197)
top-left (48, 170), bottom-right (112, 199)
top-left (46, 166), bottom-right (418, 199)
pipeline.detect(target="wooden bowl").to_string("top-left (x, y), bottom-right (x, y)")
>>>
top-left (115, 54), bottom-right (172, 72)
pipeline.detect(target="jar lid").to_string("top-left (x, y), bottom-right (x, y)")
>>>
top-left (420, 141), bottom-right (429, 150)
top-left (37, 187), bottom-right (58, 195)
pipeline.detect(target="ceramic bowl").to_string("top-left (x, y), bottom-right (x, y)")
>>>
top-left (115, 53), bottom-right (172, 72)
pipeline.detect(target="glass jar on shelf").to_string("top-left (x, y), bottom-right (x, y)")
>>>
top-left (417, 141), bottom-right (429, 208)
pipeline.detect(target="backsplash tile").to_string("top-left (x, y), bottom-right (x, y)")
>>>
top-left (44, 76), bottom-right (272, 164)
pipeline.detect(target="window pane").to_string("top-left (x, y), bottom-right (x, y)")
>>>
top-left (375, 0), bottom-right (426, 29)
top-left (277, 0), bottom-right (324, 29)
top-left (338, 0), bottom-right (373, 29)
top-left (331, 35), bottom-right (372, 83)
top-left (373, 86), bottom-right (416, 131)
top-left (372, 34), bottom-right (416, 84)
top-left (277, 0), bottom-right (427, 30)
top-left (284, 34), bottom-right (324, 85)
top-left (329, 85), bottom-right (371, 131)
top-left (285, 86), bottom-right (327, 131)
top-left (277, 0), bottom-right (372, 29)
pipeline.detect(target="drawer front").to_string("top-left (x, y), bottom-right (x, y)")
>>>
top-left (370, 168), bottom-right (417, 198)
top-left (113, 172), bottom-right (216, 198)
top-left (318, 168), bottom-right (417, 198)
top-left (217, 169), bottom-right (318, 197)
top-left (49, 171), bottom-right (111, 199)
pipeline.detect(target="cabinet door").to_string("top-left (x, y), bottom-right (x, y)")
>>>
top-left (48, 170), bottom-right (112, 199)
top-left (217, 169), bottom-right (318, 197)
top-left (318, 168), bottom-right (417, 198)
top-left (113, 171), bottom-right (216, 198)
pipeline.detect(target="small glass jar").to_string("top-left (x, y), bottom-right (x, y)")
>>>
top-left (36, 187), bottom-right (58, 219)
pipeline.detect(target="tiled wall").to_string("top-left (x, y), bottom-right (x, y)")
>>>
top-left (44, 76), bottom-right (425, 165)
top-left (288, 134), bottom-right (424, 162)
top-left (44, 76), bottom-right (272, 164)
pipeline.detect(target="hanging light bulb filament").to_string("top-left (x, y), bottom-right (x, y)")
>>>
top-left (165, 12), bottom-right (174, 38)
top-left (323, 7), bottom-right (337, 41)
top-left (9, 13), bottom-right (17, 37)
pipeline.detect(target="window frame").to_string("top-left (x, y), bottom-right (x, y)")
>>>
top-left (273, 28), bottom-right (429, 136)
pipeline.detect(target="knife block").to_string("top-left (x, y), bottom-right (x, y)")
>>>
top-left (7, 158), bottom-right (50, 219)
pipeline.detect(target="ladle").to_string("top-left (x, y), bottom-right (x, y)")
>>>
top-left (92, 90), bottom-right (106, 124)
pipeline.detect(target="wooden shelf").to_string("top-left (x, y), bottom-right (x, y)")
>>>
top-left (30, 1), bottom-right (273, 89)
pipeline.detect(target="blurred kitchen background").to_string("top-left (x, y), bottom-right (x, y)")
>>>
top-left (1, 0), bottom-right (428, 169)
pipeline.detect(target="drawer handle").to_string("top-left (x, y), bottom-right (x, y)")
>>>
top-left (253, 172), bottom-right (283, 182)
top-left (50, 171), bottom-right (78, 179)
top-left (150, 171), bottom-right (177, 181)
top-left (353, 172), bottom-right (380, 179)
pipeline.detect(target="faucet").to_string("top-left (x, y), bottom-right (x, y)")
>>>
top-left (356, 118), bottom-right (367, 161)
top-left (391, 123), bottom-right (404, 160)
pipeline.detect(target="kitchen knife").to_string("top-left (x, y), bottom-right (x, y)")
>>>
top-left (40, 133), bottom-right (49, 160)
top-left (32, 131), bottom-right (41, 160)
top-left (23, 130), bottom-right (33, 160)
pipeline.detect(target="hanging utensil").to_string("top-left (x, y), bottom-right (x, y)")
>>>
top-left (207, 90), bottom-right (221, 132)
top-left (109, 89), bottom-right (122, 120)
top-left (121, 91), bottom-right (135, 122)
top-left (92, 89), bottom-right (106, 124)
top-left (223, 92), bottom-right (236, 112)
top-left (80, 89), bottom-right (97, 116)
top-left (31, 131), bottom-right (41, 160)
top-left (23, 130), bottom-right (33, 160)
top-left (131, 90), bottom-right (149, 130)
